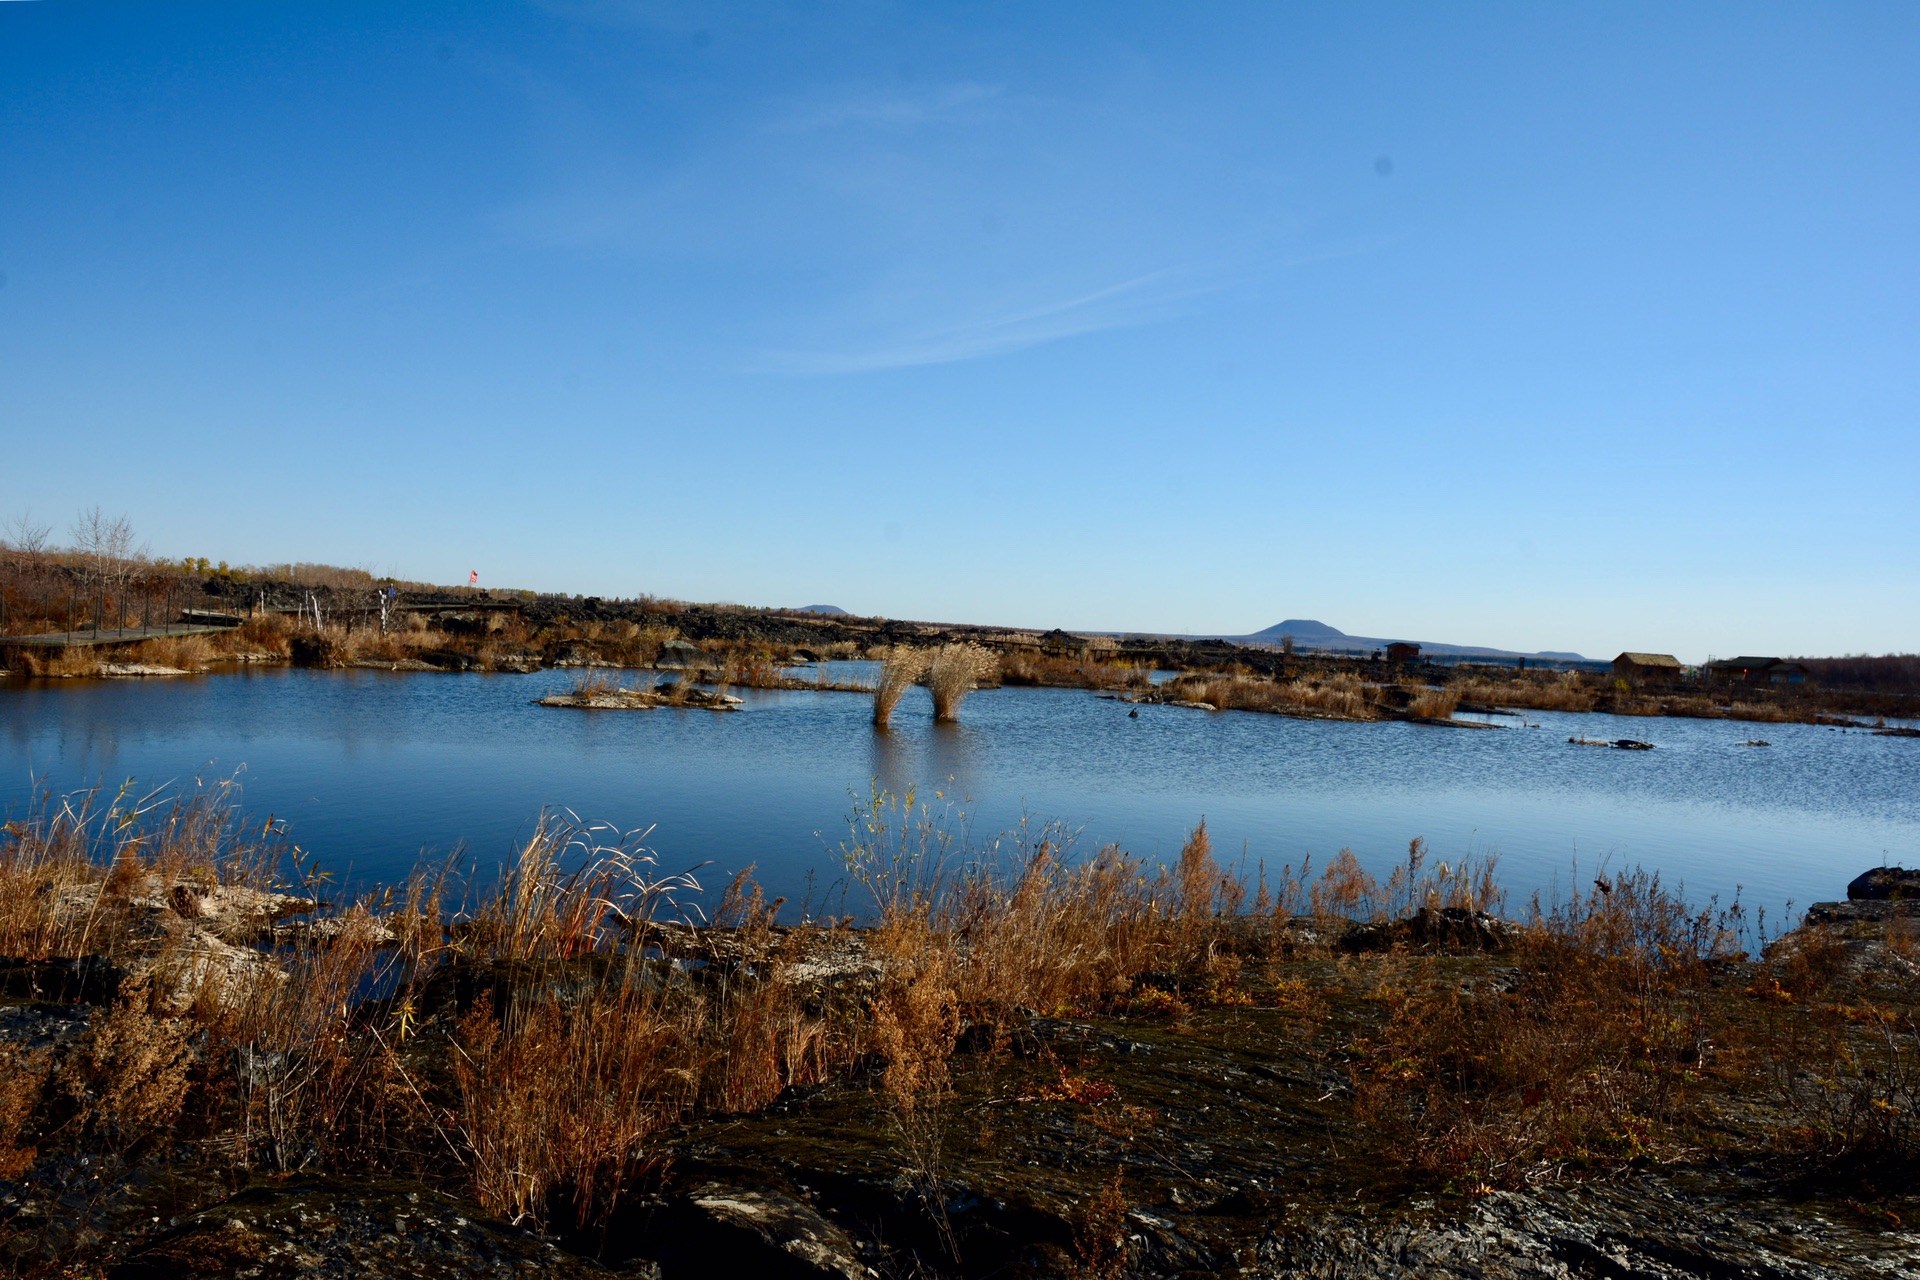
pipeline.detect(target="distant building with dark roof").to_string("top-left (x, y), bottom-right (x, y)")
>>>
top-left (1384, 641), bottom-right (1420, 663)
top-left (1612, 652), bottom-right (1684, 683)
top-left (1703, 656), bottom-right (1809, 686)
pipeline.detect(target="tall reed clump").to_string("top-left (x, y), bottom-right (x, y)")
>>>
top-left (873, 646), bottom-right (932, 727)
top-left (927, 642), bottom-right (998, 722)
top-left (128, 633), bottom-right (216, 670)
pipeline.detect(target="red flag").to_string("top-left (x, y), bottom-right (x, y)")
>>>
top-left (468, 570), bottom-right (478, 586)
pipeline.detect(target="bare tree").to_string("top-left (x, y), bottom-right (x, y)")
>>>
top-left (2, 510), bottom-right (52, 558)
top-left (69, 507), bottom-right (145, 630)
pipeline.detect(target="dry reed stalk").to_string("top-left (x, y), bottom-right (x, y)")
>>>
top-left (868, 909), bottom-right (962, 1253)
top-left (11, 647), bottom-right (106, 678)
top-left (1299, 840), bottom-right (1504, 923)
top-left (873, 647), bottom-right (932, 727)
top-left (211, 614), bottom-right (294, 659)
top-left (927, 642), bottom-right (997, 721)
top-left (0, 779), bottom-right (285, 964)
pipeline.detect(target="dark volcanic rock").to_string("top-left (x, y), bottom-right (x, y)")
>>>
top-left (0, 1000), bottom-right (93, 1049)
top-left (1338, 907), bottom-right (1514, 955)
top-left (0, 955), bottom-right (127, 1004)
top-left (1803, 899), bottom-right (1920, 926)
top-left (1848, 866), bottom-right (1920, 901)
top-left (109, 1177), bottom-right (638, 1280)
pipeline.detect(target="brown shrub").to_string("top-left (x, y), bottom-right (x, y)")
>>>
top-left (55, 1001), bottom-right (195, 1155)
top-left (0, 1045), bottom-right (50, 1180)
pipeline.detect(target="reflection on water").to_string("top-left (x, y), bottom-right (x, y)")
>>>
top-left (2, 668), bottom-right (1916, 921)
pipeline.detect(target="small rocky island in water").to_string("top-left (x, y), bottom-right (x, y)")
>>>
top-left (0, 785), bottom-right (1916, 1279)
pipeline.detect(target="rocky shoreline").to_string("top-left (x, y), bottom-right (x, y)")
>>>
top-left (1, 852), bottom-right (1915, 1278)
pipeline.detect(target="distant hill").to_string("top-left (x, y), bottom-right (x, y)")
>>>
top-left (1226, 619), bottom-right (1591, 663)
top-left (792, 604), bottom-right (849, 616)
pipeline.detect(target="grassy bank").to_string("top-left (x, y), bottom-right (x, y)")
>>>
top-left (7, 539), bottom-right (1916, 728)
top-left (0, 784), bottom-right (1913, 1275)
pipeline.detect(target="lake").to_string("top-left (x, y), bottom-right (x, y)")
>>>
top-left (3, 666), bottom-right (1915, 924)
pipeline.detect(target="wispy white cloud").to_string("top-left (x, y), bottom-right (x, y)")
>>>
top-left (757, 267), bottom-right (1218, 375)
top-left (771, 83), bottom-right (1005, 134)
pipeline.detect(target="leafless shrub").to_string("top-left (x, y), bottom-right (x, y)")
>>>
top-left (2, 510), bottom-right (52, 558)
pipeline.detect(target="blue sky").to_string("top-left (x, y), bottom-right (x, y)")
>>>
top-left (2, 2), bottom-right (1914, 661)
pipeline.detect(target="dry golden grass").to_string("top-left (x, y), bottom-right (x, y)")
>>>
top-left (127, 634), bottom-right (216, 669)
top-left (1452, 670), bottom-right (1596, 712)
top-left (998, 649), bottom-right (1150, 691)
top-left (841, 790), bottom-right (1252, 1023)
top-left (1352, 866), bottom-right (1735, 1184)
top-left (873, 646), bottom-right (933, 727)
top-left (8, 647), bottom-right (105, 678)
top-left (927, 642), bottom-right (998, 721)
top-left (4, 777), bottom-right (1914, 1245)
top-left (1405, 686), bottom-right (1460, 719)
top-left (1163, 671), bottom-right (1376, 720)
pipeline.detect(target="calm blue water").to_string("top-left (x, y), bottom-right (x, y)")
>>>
top-left (2, 667), bottom-right (1915, 923)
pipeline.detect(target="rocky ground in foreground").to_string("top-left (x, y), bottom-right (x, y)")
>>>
top-left (2, 861), bottom-right (1916, 1279)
